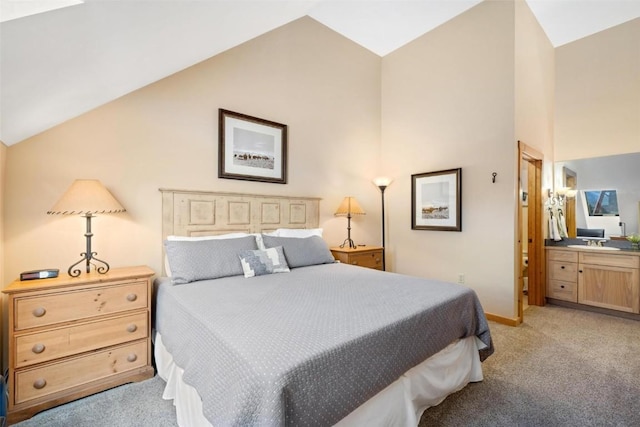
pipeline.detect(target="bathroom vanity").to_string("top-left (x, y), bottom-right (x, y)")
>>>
top-left (546, 245), bottom-right (640, 317)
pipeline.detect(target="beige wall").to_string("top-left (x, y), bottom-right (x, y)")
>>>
top-left (1, 141), bottom-right (5, 371)
top-left (4, 1), bottom-right (613, 323)
top-left (515, 0), bottom-right (555, 162)
top-left (555, 18), bottom-right (639, 161)
top-left (381, 0), bottom-right (524, 318)
top-left (4, 17), bottom-right (382, 282)
top-left (1, 141), bottom-right (5, 288)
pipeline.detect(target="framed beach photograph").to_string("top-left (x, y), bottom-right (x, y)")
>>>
top-left (218, 109), bottom-right (288, 184)
top-left (411, 168), bottom-right (462, 231)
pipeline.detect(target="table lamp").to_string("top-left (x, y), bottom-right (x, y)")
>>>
top-left (48, 179), bottom-right (126, 277)
top-left (334, 196), bottom-right (365, 249)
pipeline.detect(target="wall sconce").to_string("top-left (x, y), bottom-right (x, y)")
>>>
top-left (334, 196), bottom-right (365, 249)
top-left (48, 179), bottom-right (126, 277)
top-left (548, 187), bottom-right (576, 205)
top-left (373, 177), bottom-right (393, 270)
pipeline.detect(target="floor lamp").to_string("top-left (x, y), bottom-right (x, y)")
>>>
top-left (373, 177), bottom-right (392, 270)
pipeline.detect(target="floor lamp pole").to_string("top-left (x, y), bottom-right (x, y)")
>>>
top-left (378, 185), bottom-right (387, 271)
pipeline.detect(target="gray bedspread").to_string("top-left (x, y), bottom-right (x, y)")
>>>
top-left (154, 262), bottom-right (493, 426)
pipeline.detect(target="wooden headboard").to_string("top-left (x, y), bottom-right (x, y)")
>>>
top-left (160, 188), bottom-right (321, 240)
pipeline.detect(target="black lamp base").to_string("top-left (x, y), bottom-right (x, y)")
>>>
top-left (67, 214), bottom-right (110, 277)
top-left (339, 215), bottom-right (357, 249)
top-left (339, 238), bottom-right (357, 249)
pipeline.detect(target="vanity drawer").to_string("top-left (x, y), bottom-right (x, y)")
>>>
top-left (548, 249), bottom-right (578, 263)
top-left (547, 280), bottom-right (577, 302)
top-left (14, 281), bottom-right (148, 331)
top-left (548, 261), bottom-right (578, 283)
top-left (579, 252), bottom-right (640, 269)
top-left (15, 340), bottom-right (148, 404)
top-left (15, 312), bottom-right (148, 368)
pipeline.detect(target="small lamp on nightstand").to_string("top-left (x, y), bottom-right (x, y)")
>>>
top-left (334, 196), bottom-right (365, 249)
top-left (373, 177), bottom-right (393, 271)
top-left (48, 179), bottom-right (126, 277)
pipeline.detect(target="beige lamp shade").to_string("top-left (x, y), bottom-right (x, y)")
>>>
top-left (48, 179), bottom-right (126, 215)
top-left (334, 196), bottom-right (365, 216)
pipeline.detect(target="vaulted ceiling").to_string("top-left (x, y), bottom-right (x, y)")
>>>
top-left (1, 0), bottom-right (639, 146)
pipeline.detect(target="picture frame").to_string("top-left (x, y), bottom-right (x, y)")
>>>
top-left (218, 109), bottom-right (288, 184)
top-left (411, 168), bottom-right (462, 231)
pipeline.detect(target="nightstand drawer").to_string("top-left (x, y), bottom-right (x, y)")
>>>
top-left (15, 312), bottom-right (148, 368)
top-left (346, 251), bottom-right (382, 269)
top-left (15, 280), bottom-right (148, 331)
top-left (15, 340), bottom-right (148, 404)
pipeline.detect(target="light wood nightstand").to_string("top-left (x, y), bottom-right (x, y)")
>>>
top-left (330, 246), bottom-right (384, 271)
top-left (2, 266), bottom-right (155, 424)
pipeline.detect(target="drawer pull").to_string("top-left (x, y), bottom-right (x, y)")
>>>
top-left (126, 293), bottom-right (138, 302)
top-left (560, 285), bottom-right (565, 289)
top-left (33, 378), bottom-right (47, 390)
top-left (127, 353), bottom-right (138, 363)
top-left (126, 324), bottom-right (138, 333)
top-left (32, 343), bottom-right (46, 354)
top-left (560, 266), bottom-right (565, 269)
top-left (32, 307), bottom-right (46, 318)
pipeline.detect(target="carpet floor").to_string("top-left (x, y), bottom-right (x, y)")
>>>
top-left (14, 304), bottom-right (640, 426)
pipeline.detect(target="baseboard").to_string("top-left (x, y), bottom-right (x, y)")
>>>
top-left (485, 312), bottom-right (519, 326)
top-left (547, 298), bottom-right (640, 321)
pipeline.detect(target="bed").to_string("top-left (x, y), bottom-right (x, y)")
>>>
top-left (154, 189), bottom-right (493, 426)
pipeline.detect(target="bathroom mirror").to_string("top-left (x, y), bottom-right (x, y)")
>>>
top-left (554, 152), bottom-right (640, 237)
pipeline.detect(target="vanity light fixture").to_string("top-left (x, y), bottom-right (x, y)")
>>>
top-left (548, 187), bottom-right (576, 205)
top-left (334, 196), bottom-right (365, 249)
top-left (373, 177), bottom-right (393, 271)
top-left (48, 179), bottom-right (126, 277)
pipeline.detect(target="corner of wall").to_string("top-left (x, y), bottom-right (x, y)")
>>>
top-left (1, 140), bottom-right (6, 287)
top-left (0, 140), bottom-right (6, 375)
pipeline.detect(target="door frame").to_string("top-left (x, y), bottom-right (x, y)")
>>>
top-left (517, 141), bottom-right (545, 323)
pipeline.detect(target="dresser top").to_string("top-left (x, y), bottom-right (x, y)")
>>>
top-left (330, 245), bottom-right (383, 253)
top-left (3, 265), bottom-right (154, 295)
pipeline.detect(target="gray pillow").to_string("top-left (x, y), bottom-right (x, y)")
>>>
top-left (238, 246), bottom-right (290, 278)
top-left (164, 235), bottom-right (258, 284)
top-left (261, 235), bottom-right (335, 268)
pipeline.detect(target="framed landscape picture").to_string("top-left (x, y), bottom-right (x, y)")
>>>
top-left (411, 168), bottom-right (462, 231)
top-left (218, 109), bottom-right (288, 184)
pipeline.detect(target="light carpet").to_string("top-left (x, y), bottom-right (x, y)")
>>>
top-left (15, 304), bottom-right (640, 426)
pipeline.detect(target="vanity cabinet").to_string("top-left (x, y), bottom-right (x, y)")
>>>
top-left (577, 252), bottom-right (639, 313)
top-left (546, 250), bottom-right (578, 302)
top-left (546, 247), bottom-right (640, 315)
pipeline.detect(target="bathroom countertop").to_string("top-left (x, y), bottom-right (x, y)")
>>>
top-left (545, 238), bottom-right (640, 253)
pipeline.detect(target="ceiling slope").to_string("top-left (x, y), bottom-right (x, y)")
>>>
top-left (1, 0), bottom-right (639, 146)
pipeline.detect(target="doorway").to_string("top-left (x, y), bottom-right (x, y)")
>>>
top-left (517, 142), bottom-right (545, 323)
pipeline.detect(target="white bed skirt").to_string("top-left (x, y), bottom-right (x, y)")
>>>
top-left (154, 333), bottom-right (484, 427)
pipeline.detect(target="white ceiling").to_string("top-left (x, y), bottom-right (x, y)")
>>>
top-left (1, 0), bottom-right (639, 146)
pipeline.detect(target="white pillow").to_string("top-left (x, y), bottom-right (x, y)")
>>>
top-left (272, 228), bottom-right (323, 238)
top-left (167, 232), bottom-right (249, 241)
top-left (164, 232), bottom-right (252, 275)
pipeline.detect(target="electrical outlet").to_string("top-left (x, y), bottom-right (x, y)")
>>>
top-left (458, 273), bottom-right (465, 284)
